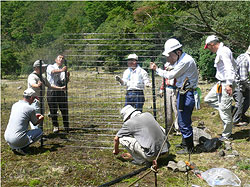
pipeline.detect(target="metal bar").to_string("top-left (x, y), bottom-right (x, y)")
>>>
top-left (151, 69), bottom-right (157, 120)
top-left (39, 60), bottom-right (44, 147)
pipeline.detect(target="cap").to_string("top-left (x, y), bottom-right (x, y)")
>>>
top-left (246, 45), bottom-right (250, 55)
top-left (120, 105), bottom-right (137, 122)
top-left (126, 54), bottom-right (138, 60)
top-left (33, 60), bottom-right (48, 68)
top-left (23, 88), bottom-right (36, 97)
top-left (204, 35), bottom-right (219, 49)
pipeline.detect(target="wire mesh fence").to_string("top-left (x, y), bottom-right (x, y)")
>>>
top-left (2, 33), bottom-right (170, 149)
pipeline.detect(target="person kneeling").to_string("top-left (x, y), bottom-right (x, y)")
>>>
top-left (113, 105), bottom-right (170, 165)
top-left (4, 88), bottom-right (44, 155)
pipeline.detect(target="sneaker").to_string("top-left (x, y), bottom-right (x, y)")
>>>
top-left (219, 136), bottom-right (232, 141)
top-left (53, 126), bottom-right (59, 133)
top-left (12, 148), bottom-right (27, 155)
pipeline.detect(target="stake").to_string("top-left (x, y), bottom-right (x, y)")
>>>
top-left (39, 60), bottom-right (44, 147)
top-left (151, 69), bottom-right (157, 120)
top-left (162, 63), bottom-right (168, 135)
top-left (64, 59), bottom-right (69, 133)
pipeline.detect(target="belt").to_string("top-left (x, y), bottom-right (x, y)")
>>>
top-left (177, 88), bottom-right (195, 92)
top-left (166, 85), bottom-right (177, 89)
top-left (127, 90), bottom-right (143, 92)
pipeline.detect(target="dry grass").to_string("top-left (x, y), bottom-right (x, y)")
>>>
top-left (1, 72), bottom-right (250, 187)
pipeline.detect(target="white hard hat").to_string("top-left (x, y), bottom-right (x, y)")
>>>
top-left (204, 35), bottom-right (219, 49)
top-left (162, 38), bottom-right (182, 57)
top-left (246, 45), bottom-right (250, 55)
top-left (126, 54), bottom-right (138, 60)
top-left (120, 105), bottom-right (137, 122)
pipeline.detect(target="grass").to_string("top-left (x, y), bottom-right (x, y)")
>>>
top-left (1, 71), bottom-right (250, 186)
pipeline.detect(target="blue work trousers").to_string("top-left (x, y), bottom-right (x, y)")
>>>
top-left (177, 91), bottom-right (195, 138)
top-left (125, 90), bottom-right (145, 112)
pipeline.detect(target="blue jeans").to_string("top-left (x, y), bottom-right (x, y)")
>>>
top-left (177, 91), bottom-right (195, 138)
top-left (125, 90), bottom-right (145, 112)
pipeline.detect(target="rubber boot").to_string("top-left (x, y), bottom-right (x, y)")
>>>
top-left (176, 135), bottom-right (194, 154)
top-left (175, 136), bottom-right (187, 149)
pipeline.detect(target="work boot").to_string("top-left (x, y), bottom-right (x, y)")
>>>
top-left (177, 135), bottom-right (194, 154)
top-left (175, 136), bottom-right (187, 149)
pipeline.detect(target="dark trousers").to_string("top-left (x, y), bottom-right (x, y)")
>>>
top-left (177, 91), bottom-right (195, 139)
top-left (47, 90), bottom-right (69, 128)
top-left (125, 90), bottom-right (145, 112)
top-left (233, 85), bottom-right (250, 123)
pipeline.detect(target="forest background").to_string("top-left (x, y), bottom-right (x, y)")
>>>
top-left (1, 1), bottom-right (250, 79)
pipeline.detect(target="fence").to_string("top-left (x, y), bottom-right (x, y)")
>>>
top-left (5, 33), bottom-right (170, 149)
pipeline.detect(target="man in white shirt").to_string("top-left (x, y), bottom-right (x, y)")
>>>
top-left (4, 89), bottom-right (44, 155)
top-left (204, 35), bottom-right (237, 141)
top-left (115, 54), bottom-right (150, 112)
top-left (46, 55), bottom-right (70, 133)
top-left (150, 38), bottom-right (199, 154)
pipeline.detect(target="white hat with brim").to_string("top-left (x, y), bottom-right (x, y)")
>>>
top-left (33, 60), bottom-right (48, 68)
top-left (125, 54), bottom-right (138, 60)
top-left (204, 35), bottom-right (219, 49)
top-left (246, 46), bottom-right (250, 55)
top-left (120, 105), bottom-right (137, 122)
top-left (23, 88), bottom-right (36, 97)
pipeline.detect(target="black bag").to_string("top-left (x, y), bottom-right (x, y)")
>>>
top-left (198, 136), bottom-right (222, 152)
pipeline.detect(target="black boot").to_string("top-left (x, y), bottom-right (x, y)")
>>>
top-left (175, 136), bottom-right (187, 149)
top-left (177, 135), bottom-right (194, 154)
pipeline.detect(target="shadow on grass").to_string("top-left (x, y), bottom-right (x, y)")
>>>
top-left (231, 129), bottom-right (250, 140)
top-left (27, 143), bottom-right (64, 155)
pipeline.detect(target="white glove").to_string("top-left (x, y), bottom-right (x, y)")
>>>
top-left (165, 66), bottom-right (174, 71)
top-left (115, 75), bottom-right (124, 85)
top-left (145, 82), bottom-right (152, 88)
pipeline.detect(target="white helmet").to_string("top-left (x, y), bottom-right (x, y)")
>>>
top-left (162, 38), bottom-right (182, 57)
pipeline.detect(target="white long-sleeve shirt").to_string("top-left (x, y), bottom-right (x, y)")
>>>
top-left (46, 63), bottom-right (66, 88)
top-left (122, 65), bottom-right (150, 90)
top-left (214, 42), bottom-right (236, 85)
top-left (156, 53), bottom-right (198, 89)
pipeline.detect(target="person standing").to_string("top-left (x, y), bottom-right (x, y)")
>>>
top-left (232, 45), bottom-right (250, 126)
top-left (159, 62), bottom-right (180, 135)
top-left (46, 55), bottom-right (70, 133)
top-left (204, 35), bottom-right (237, 141)
top-left (150, 38), bottom-right (198, 154)
top-left (4, 88), bottom-right (44, 155)
top-left (113, 105), bottom-right (170, 165)
top-left (28, 60), bottom-right (65, 129)
top-left (115, 54), bottom-right (151, 112)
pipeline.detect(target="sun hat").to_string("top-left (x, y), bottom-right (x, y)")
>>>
top-left (33, 60), bottom-right (47, 68)
top-left (23, 88), bottom-right (36, 97)
top-left (204, 35), bottom-right (219, 49)
top-left (126, 54), bottom-right (138, 60)
top-left (120, 105), bottom-right (137, 122)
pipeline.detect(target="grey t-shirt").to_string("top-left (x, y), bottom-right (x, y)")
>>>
top-left (4, 100), bottom-right (38, 149)
top-left (116, 112), bottom-right (169, 157)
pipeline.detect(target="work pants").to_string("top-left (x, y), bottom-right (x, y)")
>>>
top-left (233, 84), bottom-right (250, 123)
top-left (166, 87), bottom-right (179, 131)
top-left (177, 91), bottom-right (195, 139)
top-left (47, 90), bottom-right (69, 128)
top-left (204, 82), bottom-right (234, 138)
top-left (125, 90), bottom-right (145, 112)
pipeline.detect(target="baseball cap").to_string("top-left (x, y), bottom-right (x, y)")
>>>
top-left (246, 45), bottom-right (250, 55)
top-left (204, 35), bottom-right (219, 49)
top-left (126, 54), bottom-right (138, 60)
top-left (33, 60), bottom-right (48, 68)
top-left (23, 88), bottom-right (36, 97)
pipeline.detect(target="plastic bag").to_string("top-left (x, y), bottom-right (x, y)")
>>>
top-left (194, 87), bottom-right (202, 110)
top-left (201, 168), bottom-right (241, 186)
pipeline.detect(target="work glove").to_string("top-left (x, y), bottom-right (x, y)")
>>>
top-left (158, 89), bottom-right (164, 98)
top-left (165, 66), bottom-right (174, 71)
top-left (115, 75), bottom-right (124, 85)
top-left (145, 82), bottom-right (152, 88)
